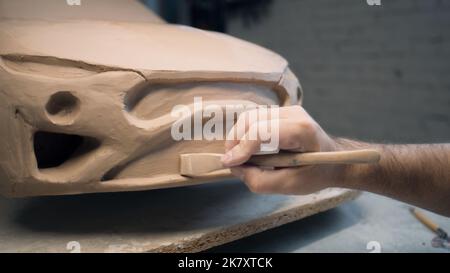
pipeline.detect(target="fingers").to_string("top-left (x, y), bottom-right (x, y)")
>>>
top-left (222, 122), bottom-right (264, 166)
top-left (222, 118), bottom-right (320, 167)
top-left (225, 105), bottom-right (317, 151)
top-left (225, 107), bottom-right (284, 152)
top-left (224, 108), bottom-right (254, 152)
top-left (230, 166), bottom-right (301, 194)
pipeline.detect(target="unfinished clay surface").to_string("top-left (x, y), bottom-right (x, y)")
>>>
top-left (0, 16), bottom-right (302, 197)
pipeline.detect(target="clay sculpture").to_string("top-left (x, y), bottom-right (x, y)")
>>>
top-left (0, 17), bottom-right (302, 197)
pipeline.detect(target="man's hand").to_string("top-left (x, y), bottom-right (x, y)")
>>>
top-left (221, 105), bottom-right (343, 195)
top-left (221, 105), bottom-right (450, 216)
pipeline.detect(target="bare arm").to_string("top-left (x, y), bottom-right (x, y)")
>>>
top-left (335, 139), bottom-right (450, 216)
top-left (222, 106), bottom-right (450, 216)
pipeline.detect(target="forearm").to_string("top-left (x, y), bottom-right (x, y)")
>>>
top-left (334, 138), bottom-right (450, 216)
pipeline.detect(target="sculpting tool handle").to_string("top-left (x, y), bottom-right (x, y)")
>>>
top-left (410, 207), bottom-right (449, 239)
top-left (180, 149), bottom-right (380, 176)
top-left (248, 149), bottom-right (380, 167)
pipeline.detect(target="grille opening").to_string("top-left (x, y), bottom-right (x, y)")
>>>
top-left (33, 131), bottom-right (100, 169)
top-left (101, 165), bottom-right (122, 181)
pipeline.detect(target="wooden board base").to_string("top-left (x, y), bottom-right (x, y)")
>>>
top-left (0, 180), bottom-right (359, 253)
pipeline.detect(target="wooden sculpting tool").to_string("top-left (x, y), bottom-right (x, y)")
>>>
top-left (410, 207), bottom-right (449, 240)
top-left (180, 149), bottom-right (381, 177)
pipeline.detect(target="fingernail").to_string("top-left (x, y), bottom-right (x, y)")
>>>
top-left (221, 151), bottom-right (233, 165)
top-left (231, 168), bottom-right (244, 180)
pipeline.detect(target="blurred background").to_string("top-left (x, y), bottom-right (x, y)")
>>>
top-left (142, 0), bottom-right (450, 144)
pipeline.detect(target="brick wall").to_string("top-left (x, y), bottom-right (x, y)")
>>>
top-left (228, 0), bottom-right (450, 143)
